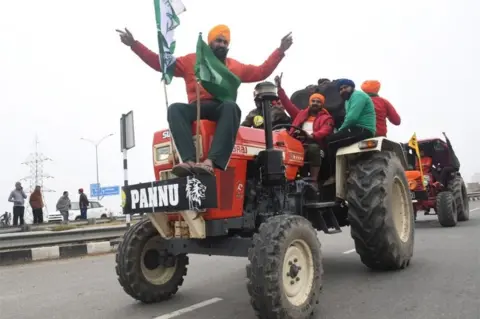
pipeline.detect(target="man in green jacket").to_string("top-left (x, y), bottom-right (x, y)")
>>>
top-left (324, 79), bottom-right (376, 173)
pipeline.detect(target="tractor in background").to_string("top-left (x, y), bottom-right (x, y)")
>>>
top-left (402, 133), bottom-right (468, 226)
top-left (117, 82), bottom-right (414, 319)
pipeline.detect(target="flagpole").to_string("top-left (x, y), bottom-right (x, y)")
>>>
top-left (195, 81), bottom-right (201, 163)
top-left (163, 80), bottom-right (177, 166)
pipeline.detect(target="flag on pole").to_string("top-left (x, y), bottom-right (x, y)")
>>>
top-left (154, 0), bottom-right (186, 85)
top-left (408, 132), bottom-right (424, 180)
top-left (194, 33), bottom-right (241, 102)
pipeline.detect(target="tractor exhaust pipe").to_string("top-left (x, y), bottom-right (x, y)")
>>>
top-left (254, 81), bottom-right (285, 186)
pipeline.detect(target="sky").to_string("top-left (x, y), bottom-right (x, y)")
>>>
top-left (0, 0), bottom-right (479, 219)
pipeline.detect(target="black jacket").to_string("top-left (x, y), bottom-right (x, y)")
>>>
top-left (241, 107), bottom-right (291, 129)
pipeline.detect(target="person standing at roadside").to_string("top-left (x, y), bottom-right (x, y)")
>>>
top-left (8, 182), bottom-right (27, 226)
top-left (29, 185), bottom-right (44, 224)
top-left (56, 191), bottom-right (71, 223)
top-left (78, 188), bottom-right (89, 220)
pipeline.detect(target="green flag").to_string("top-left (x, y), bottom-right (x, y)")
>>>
top-left (194, 33), bottom-right (241, 102)
top-left (154, 0), bottom-right (186, 85)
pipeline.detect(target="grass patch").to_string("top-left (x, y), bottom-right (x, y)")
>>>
top-left (50, 224), bottom-right (78, 231)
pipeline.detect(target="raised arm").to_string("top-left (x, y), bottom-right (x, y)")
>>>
top-left (116, 28), bottom-right (186, 77)
top-left (232, 32), bottom-right (293, 83)
top-left (233, 49), bottom-right (285, 83)
top-left (131, 41), bottom-right (187, 77)
top-left (277, 88), bottom-right (300, 120)
top-left (383, 98), bottom-right (401, 125)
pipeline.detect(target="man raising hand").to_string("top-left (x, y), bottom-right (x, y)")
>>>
top-left (117, 26), bottom-right (293, 176)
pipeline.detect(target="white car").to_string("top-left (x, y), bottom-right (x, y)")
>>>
top-left (47, 200), bottom-right (110, 222)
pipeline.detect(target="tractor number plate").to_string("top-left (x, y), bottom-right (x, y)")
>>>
top-left (121, 175), bottom-right (218, 214)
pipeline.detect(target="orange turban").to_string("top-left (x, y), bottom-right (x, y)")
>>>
top-left (208, 24), bottom-right (231, 44)
top-left (309, 93), bottom-right (325, 106)
top-left (361, 80), bottom-right (381, 94)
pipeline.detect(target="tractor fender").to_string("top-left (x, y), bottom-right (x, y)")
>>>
top-left (335, 137), bottom-right (408, 169)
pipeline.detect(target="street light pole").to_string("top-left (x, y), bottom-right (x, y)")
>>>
top-left (81, 133), bottom-right (114, 200)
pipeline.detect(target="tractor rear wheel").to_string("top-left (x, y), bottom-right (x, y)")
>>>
top-left (436, 191), bottom-right (458, 227)
top-left (115, 218), bottom-right (188, 303)
top-left (449, 175), bottom-right (469, 221)
top-left (346, 151), bottom-right (414, 270)
top-left (246, 215), bottom-right (323, 319)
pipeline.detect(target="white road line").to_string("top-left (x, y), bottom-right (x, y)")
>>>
top-left (343, 249), bottom-right (356, 254)
top-left (470, 208), bottom-right (480, 212)
top-left (153, 297), bottom-right (223, 319)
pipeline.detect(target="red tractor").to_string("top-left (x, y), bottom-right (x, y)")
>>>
top-left (402, 134), bottom-right (469, 227)
top-left (116, 82), bottom-right (415, 319)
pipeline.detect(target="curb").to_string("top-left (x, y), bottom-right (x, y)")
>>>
top-left (0, 240), bottom-right (119, 266)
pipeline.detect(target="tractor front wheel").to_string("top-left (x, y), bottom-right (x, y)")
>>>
top-left (347, 151), bottom-right (415, 270)
top-left (115, 218), bottom-right (188, 303)
top-left (246, 215), bottom-right (323, 319)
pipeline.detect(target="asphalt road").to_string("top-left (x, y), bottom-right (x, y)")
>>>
top-left (1, 203), bottom-right (480, 319)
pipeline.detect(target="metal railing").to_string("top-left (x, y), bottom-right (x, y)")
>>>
top-left (0, 225), bottom-right (126, 250)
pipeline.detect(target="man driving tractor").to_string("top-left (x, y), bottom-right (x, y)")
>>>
top-left (117, 25), bottom-right (293, 177)
top-left (275, 73), bottom-right (335, 190)
top-left (361, 80), bottom-right (401, 137)
top-left (325, 79), bottom-right (376, 154)
top-left (241, 83), bottom-right (291, 129)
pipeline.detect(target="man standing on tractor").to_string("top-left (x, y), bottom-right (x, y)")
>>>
top-left (275, 73), bottom-right (335, 189)
top-left (241, 84), bottom-right (291, 129)
top-left (325, 79), bottom-right (376, 153)
top-left (361, 80), bottom-right (401, 137)
top-left (117, 25), bottom-right (293, 177)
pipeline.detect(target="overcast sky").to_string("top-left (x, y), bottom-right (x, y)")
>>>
top-left (0, 0), bottom-right (478, 219)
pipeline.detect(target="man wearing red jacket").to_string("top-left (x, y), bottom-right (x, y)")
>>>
top-left (117, 25), bottom-right (293, 177)
top-left (275, 74), bottom-right (334, 189)
top-left (361, 80), bottom-right (401, 137)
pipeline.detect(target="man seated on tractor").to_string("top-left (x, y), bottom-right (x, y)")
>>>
top-left (361, 80), bottom-right (401, 137)
top-left (241, 84), bottom-right (292, 129)
top-left (275, 74), bottom-right (335, 189)
top-left (325, 79), bottom-right (376, 158)
top-left (116, 25), bottom-right (293, 177)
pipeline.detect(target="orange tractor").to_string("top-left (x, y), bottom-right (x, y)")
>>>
top-left (402, 133), bottom-right (468, 226)
top-left (117, 82), bottom-right (415, 319)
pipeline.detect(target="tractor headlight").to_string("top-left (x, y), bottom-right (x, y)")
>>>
top-left (423, 175), bottom-right (430, 187)
top-left (155, 146), bottom-right (170, 161)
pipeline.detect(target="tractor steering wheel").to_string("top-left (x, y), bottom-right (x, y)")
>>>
top-left (272, 123), bottom-right (311, 142)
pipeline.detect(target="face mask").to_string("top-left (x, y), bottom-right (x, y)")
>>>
top-left (213, 47), bottom-right (229, 61)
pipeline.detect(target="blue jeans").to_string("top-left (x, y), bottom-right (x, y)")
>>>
top-left (80, 208), bottom-right (87, 219)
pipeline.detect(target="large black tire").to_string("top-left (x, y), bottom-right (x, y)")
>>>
top-left (346, 151), bottom-right (415, 271)
top-left (436, 191), bottom-right (457, 227)
top-left (246, 215), bottom-right (323, 319)
top-left (115, 218), bottom-right (189, 303)
top-left (449, 175), bottom-right (469, 221)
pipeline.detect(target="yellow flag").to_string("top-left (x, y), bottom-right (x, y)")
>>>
top-left (408, 133), bottom-right (424, 189)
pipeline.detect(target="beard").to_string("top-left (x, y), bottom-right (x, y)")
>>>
top-left (340, 91), bottom-right (353, 101)
top-left (212, 46), bottom-right (229, 62)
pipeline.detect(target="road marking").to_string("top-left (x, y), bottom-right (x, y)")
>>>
top-left (343, 249), bottom-right (356, 254)
top-left (470, 208), bottom-right (480, 212)
top-left (153, 297), bottom-right (223, 319)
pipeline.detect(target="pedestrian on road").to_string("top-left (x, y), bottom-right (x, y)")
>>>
top-left (78, 188), bottom-right (89, 220)
top-left (29, 185), bottom-right (44, 224)
top-left (56, 191), bottom-right (71, 223)
top-left (7, 182), bottom-right (27, 226)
